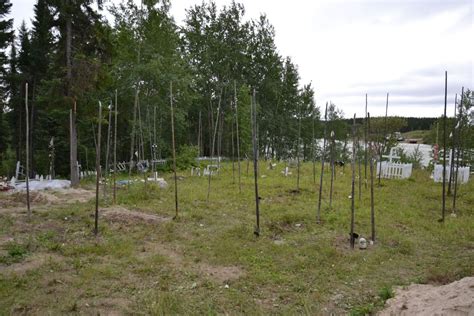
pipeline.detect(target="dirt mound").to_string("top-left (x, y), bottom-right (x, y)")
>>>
top-left (379, 277), bottom-right (474, 315)
top-left (102, 206), bottom-right (171, 224)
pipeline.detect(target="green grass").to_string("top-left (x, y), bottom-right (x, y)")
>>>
top-left (0, 161), bottom-right (473, 314)
top-left (402, 130), bottom-right (430, 140)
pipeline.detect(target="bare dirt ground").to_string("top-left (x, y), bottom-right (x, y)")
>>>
top-left (0, 188), bottom-right (94, 213)
top-left (379, 277), bottom-right (474, 315)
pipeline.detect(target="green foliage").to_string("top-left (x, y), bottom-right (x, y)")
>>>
top-left (175, 145), bottom-right (198, 170)
top-left (379, 286), bottom-right (394, 301)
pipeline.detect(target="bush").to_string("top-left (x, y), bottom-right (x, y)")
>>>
top-left (175, 145), bottom-right (198, 170)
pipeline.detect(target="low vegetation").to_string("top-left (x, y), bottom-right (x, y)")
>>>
top-left (1, 162), bottom-right (473, 314)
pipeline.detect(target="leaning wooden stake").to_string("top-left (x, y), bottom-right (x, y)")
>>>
top-left (25, 83), bottom-right (31, 220)
top-left (317, 102), bottom-right (328, 223)
top-left (170, 82), bottom-right (178, 219)
top-left (251, 88), bottom-right (260, 236)
top-left (447, 94), bottom-right (457, 196)
top-left (350, 114), bottom-right (356, 249)
top-left (452, 87), bottom-right (464, 215)
top-left (378, 93), bottom-right (389, 186)
top-left (94, 101), bottom-right (102, 236)
top-left (368, 113), bottom-right (375, 242)
top-left (207, 89), bottom-right (222, 202)
top-left (113, 90), bottom-right (118, 204)
top-left (441, 71), bottom-right (447, 222)
top-left (234, 81), bottom-right (242, 193)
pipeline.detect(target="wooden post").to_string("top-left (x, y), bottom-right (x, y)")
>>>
top-left (234, 81), bottom-right (242, 193)
top-left (452, 87), bottom-right (463, 215)
top-left (317, 103), bottom-right (328, 223)
top-left (312, 104), bottom-right (317, 184)
top-left (231, 107), bottom-right (235, 184)
top-left (251, 88), bottom-right (260, 236)
top-left (378, 93), bottom-right (389, 186)
top-left (368, 113), bottom-right (375, 242)
top-left (207, 88), bottom-right (222, 202)
top-left (329, 131), bottom-right (335, 209)
top-left (358, 136), bottom-right (362, 201)
top-left (113, 90), bottom-right (118, 204)
top-left (447, 94), bottom-right (457, 196)
top-left (170, 82), bottom-right (178, 219)
top-left (128, 88), bottom-right (139, 189)
top-left (296, 100), bottom-right (302, 192)
top-left (350, 114), bottom-right (356, 249)
top-left (441, 71), bottom-right (447, 222)
top-left (25, 83), bottom-right (31, 220)
top-left (94, 101), bottom-right (102, 236)
top-left (364, 94), bottom-right (368, 189)
top-left (104, 100), bottom-right (113, 198)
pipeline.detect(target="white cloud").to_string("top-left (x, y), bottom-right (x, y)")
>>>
top-left (9, 0), bottom-right (473, 118)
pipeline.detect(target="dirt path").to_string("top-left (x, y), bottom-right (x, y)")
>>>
top-left (379, 277), bottom-right (474, 315)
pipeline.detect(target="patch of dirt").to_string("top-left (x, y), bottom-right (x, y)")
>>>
top-left (140, 241), bottom-right (244, 284)
top-left (81, 297), bottom-right (132, 316)
top-left (102, 206), bottom-right (171, 224)
top-left (0, 253), bottom-right (63, 276)
top-left (197, 263), bottom-right (244, 283)
top-left (0, 188), bottom-right (94, 212)
top-left (379, 277), bottom-right (474, 316)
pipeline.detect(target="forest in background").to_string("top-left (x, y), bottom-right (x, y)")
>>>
top-left (0, 0), bottom-right (472, 179)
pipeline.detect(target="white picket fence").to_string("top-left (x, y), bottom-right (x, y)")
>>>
top-left (376, 161), bottom-right (413, 179)
top-left (432, 165), bottom-right (470, 184)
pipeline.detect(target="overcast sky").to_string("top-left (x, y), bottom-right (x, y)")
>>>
top-left (10, 0), bottom-right (473, 118)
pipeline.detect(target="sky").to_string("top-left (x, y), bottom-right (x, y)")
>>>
top-left (10, 0), bottom-right (474, 118)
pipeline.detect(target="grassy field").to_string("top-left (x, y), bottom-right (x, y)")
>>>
top-left (1, 161), bottom-right (473, 315)
top-left (402, 130), bottom-right (431, 142)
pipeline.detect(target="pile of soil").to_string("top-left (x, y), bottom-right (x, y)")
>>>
top-left (379, 277), bottom-right (474, 315)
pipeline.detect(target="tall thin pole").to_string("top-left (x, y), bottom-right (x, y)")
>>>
top-left (378, 93), bottom-right (389, 186)
top-left (25, 83), bottom-right (31, 220)
top-left (368, 113), bottom-right (375, 242)
top-left (231, 109), bottom-right (235, 184)
top-left (128, 88), bottom-right (139, 189)
top-left (350, 114), bottom-right (356, 249)
top-left (104, 101), bottom-right (113, 198)
top-left (364, 94), bottom-right (368, 189)
top-left (94, 101), bottom-right (102, 236)
top-left (198, 111), bottom-right (202, 157)
top-left (113, 90), bottom-right (118, 204)
top-left (170, 82), bottom-right (178, 219)
top-left (251, 88), bottom-right (260, 236)
top-left (312, 104), bottom-right (316, 184)
top-left (329, 131), bottom-right (335, 208)
top-left (447, 94), bottom-right (457, 196)
top-left (207, 88), bottom-right (222, 202)
top-left (296, 101), bottom-right (302, 191)
top-left (234, 81), bottom-right (242, 193)
top-left (441, 71), bottom-right (447, 222)
top-left (452, 87), bottom-right (463, 215)
top-left (317, 102), bottom-right (328, 224)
